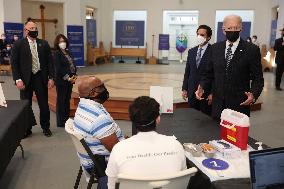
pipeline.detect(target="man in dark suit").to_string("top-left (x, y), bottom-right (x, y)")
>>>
top-left (274, 28), bottom-right (284, 91)
top-left (195, 15), bottom-right (264, 118)
top-left (11, 20), bottom-right (55, 137)
top-left (182, 25), bottom-right (212, 116)
top-left (0, 33), bottom-right (8, 51)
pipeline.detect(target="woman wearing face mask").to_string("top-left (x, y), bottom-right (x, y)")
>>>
top-left (53, 34), bottom-right (77, 128)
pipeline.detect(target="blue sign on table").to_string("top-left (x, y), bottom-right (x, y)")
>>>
top-left (3, 22), bottom-right (24, 43)
top-left (159, 34), bottom-right (170, 50)
top-left (67, 25), bottom-right (84, 67)
top-left (202, 158), bottom-right (229, 170)
top-left (86, 19), bottom-right (97, 48)
top-left (115, 20), bottom-right (145, 46)
top-left (216, 22), bottom-right (251, 42)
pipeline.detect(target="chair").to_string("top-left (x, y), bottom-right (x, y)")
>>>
top-left (65, 118), bottom-right (106, 189)
top-left (115, 167), bottom-right (198, 189)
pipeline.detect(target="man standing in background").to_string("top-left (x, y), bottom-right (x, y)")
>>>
top-left (11, 20), bottom-right (55, 137)
top-left (182, 25), bottom-right (213, 116)
top-left (195, 15), bottom-right (264, 118)
top-left (274, 28), bottom-right (284, 91)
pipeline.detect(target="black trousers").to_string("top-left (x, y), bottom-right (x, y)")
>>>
top-left (56, 83), bottom-right (73, 127)
top-left (275, 63), bottom-right (284, 87)
top-left (20, 71), bottom-right (50, 130)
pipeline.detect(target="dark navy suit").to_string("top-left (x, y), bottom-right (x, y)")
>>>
top-left (182, 44), bottom-right (212, 116)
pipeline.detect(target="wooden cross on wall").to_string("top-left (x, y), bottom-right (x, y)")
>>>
top-left (29, 5), bottom-right (58, 40)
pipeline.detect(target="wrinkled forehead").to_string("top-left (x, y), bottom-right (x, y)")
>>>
top-left (223, 17), bottom-right (242, 28)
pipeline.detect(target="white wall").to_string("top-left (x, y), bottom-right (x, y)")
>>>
top-left (0, 0), bottom-right (22, 33)
top-left (273, 0), bottom-right (284, 38)
top-left (100, 0), bottom-right (273, 57)
top-left (22, 1), bottom-right (64, 46)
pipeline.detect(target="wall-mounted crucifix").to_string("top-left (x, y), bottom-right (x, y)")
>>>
top-left (29, 5), bottom-right (58, 40)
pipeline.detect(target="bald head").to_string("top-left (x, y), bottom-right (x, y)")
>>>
top-left (77, 76), bottom-right (104, 97)
top-left (223, 15), bottom-right (242, 31)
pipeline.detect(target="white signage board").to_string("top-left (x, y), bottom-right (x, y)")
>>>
top-left (150, 86), bottom-right (173, 114)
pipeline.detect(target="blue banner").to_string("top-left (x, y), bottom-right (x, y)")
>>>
top-left (115, 20), bottom-right (145, 46)
top-left (270, 20), bottom-right (277, 47)
top-left (216, 22), bottom-right (251, 42)
top-left (159, 34), bottom-right (170, 50)
top-left (3, 22), bottom-right (24, 43)
top-left (86, 19), bottom-right (97, 48)
top-left (67, 25), bottom-right (84, 66)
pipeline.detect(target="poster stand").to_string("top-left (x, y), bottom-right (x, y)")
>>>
top-left (136, 45), bottom-right (142, 64)
top-left (118, 44), bottom-right (125, 63)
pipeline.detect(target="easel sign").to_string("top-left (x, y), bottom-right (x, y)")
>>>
top-left (0, 84), bottom-right (7, 107)
top-left (150, 86), bottom-right (173, 114)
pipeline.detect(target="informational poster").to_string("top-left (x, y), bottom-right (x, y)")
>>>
top-left (67, 25), bottom-right (84, 66)
top-left (0, 84), bottom-right (7, 107)
top-left (86, 19), bottom-right (97, 48)
top-left (159, 34), bottom-right (170, 50)
top-left (150, 86), bottom-right (173, 114)
top-left (115, 20), bottom-right (145, 46)
top-left (3, 22), bottom-right (24, 43)
top-left (216, 22), bottom-right (251, 42)
top-left (270, 20), bottom-right (277, 47)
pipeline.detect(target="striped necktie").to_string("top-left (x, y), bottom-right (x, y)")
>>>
top-left (225, 43), bottom-right (233, 72)
top-left (196, 48), bottom-right (203, 68)
top-left (31, 42), bottom-right (39, 74)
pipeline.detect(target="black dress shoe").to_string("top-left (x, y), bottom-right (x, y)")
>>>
top-left (43, 129), bottom-right (52, 137)
top-left (24, 129), bottom-right (32, 138)
top-left (276, 87), bottom-right (283, 91)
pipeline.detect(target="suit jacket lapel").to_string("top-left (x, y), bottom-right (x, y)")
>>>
top-left (24, 38), bottom-right (32, 63)
top-left (197, 44), bottom-right (210, 70)
top-left (231, 39), bottom-right (244, 64)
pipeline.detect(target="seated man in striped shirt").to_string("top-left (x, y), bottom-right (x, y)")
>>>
top-left (73, 76), bottom-right (124, 189)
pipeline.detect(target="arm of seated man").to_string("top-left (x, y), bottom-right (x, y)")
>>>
top-left (100, 133), bottom-right (119, 152)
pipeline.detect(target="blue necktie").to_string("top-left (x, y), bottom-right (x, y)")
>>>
top-left (196, 48), bottom-right (203, 68)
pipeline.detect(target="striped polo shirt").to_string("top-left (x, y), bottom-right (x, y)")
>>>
top-left (73, 98), bottom-right (124, 172)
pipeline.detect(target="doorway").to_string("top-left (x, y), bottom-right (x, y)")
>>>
top-left (163, 11), bottom-right (199, 62)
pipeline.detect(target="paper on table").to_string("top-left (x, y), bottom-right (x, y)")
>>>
top-left (0, 84), bottom-right (7, 107)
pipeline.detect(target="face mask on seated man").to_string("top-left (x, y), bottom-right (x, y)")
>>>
top-left (72, 76), bottom-right (125, 189)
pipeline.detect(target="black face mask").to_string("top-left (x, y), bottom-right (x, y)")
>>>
top-left (225, 31), bottom-right (240, 42)
top-left (28, 30), bottom-right (38, 38)
top-left (95, 89), bottom-right (109, 104)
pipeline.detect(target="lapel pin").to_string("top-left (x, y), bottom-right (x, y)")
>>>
top-left (240, 49), bottom-right (243, 52)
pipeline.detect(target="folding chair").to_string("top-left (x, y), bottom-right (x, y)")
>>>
top-left (65, 118), bottom-right (107, 189)
top-left (115, 167), bottom-right (198, 189)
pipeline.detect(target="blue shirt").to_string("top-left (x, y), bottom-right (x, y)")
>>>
top-left (73, 98), bottom-right (124, 171)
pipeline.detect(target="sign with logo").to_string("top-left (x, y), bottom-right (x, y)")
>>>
top-left (86, 19), bottom-right (97, 48)
top-left (67, 25), bottom-right (84, 66)
top-left (176, 33), bottom-right (188, 53)
top-left (3, 22), bottom-right (24, 43)
top-left (150, 86), bottom-right (173, 114)
top-left (115, 20), bottom-right (145, 46)
top-left (159, 34), bottom-right (170, 50)
top-left (202, 158), bottom-right (229, 170)
top-left (270, 20), bottom-right (277, 47)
